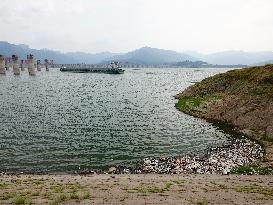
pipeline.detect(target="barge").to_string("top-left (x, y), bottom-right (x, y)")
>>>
top-left (60, 61), bottom-right (124, 74)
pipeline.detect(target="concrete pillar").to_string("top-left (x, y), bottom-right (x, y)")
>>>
top-left (27, 54), bottom-right (36, 76)
top-left (12, 55), bottom-right (20, 75)
top-left (5, 57), bottom-right (11, 71)
top-left (20, 60), bottom-right (25, 71)
top-left (45, 59), bottom-right (49, 71)
top-left (0, 55), bottom-right (5, 74)
top-left (37, 60), bottom-right (41, 71)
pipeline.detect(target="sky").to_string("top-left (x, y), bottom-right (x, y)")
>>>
top-left (0, 0), bottom-right (273, 53)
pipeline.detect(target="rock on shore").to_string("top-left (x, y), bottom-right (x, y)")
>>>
top-left (175, 64), bottom-right (273, 163)
top-left (142, 137), bottom-right (264, 174)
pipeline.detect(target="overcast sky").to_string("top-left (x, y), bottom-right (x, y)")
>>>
top-left (0, 0), bottom-right (273, 53)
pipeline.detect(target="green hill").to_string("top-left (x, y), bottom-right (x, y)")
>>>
top-left (175, 64), bottom-right (273, 163)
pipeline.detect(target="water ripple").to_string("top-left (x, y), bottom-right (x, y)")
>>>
top-left (0, 68), bottom-right (232, 172)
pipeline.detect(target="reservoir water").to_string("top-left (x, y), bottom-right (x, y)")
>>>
top-left (0, 68), bottom-right (234, 172)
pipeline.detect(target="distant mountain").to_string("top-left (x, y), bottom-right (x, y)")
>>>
top-left (107, 47), bottom-right (197, 65)
top-left (185, 50), bottom-right (273, 65)
top-left (1, 41), bottom-right (273, 65)
top-left (0, 41), bottom-right (76, 63)
top-left (253, 60), bottom-right (273, 66)
top-left (0, 41), bottom-right (118, 64)
top-left (66, 51), bottom-right (119, 64)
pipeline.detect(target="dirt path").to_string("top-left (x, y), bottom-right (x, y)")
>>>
top-left (1, 174), bottom-right (273, 204)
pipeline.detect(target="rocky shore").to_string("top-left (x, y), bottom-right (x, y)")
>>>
top-left (70, 137), bottom-right (267, 175)
top-left (142, 137), bottom-right (264, 175)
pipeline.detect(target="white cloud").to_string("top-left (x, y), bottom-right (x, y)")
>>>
top-left (0, 0), bottom-right (272, 53)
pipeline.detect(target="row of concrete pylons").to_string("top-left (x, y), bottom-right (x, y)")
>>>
top-left (0, 54), bottom-right (51, 76)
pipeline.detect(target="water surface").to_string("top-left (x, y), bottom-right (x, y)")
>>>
top-left (0, 68), bottom-right (234, 172)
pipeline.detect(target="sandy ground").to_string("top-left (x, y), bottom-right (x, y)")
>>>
top-left (1, 174), bottom-right (273, 205)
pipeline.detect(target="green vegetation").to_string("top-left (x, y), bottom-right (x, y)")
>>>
top-left (69, 193), bottom-right (80, 200)
top-left (195, 198), bottom-right (208, 205)
top-left (82, 191), bottom-right (91, 199)
top-left (126, 181), bottom-right (173, 193)
top-left (184, 65), bottom-right (273, 98)
top-left (51, 184), bottom-right (64, 193)
top-left (188, 197), bottom-right (208, 205)
top-left (13, 196), bottom-right (31, 205)
top-left (172, 180), bottom-right (186, 185)
top-left (175, 96), bottom-right (221, 114)
top-left (0, 178), bottom-right (91, 205)
top-left (234, 183), bottom-right (273, 198)
top-left (0, 192), bottom-right (16, 200)
top-left (231, 165), bottom-right (273, 175)
top-left (50, 194), bottom-right (67, 205)
top-left (176, 65), bottom-right (273, 164)
top-left (0, 182), bottom-right (8, 189)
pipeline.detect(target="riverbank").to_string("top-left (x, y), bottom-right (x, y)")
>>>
top-left (175, 64), bottom-right (273, 166)
top-left (1, 174), bottom-right (273, 204)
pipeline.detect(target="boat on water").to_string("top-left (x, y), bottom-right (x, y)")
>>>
top-left (60, 61), bottom-right (124, 74)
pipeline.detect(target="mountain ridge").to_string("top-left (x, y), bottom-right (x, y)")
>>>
top-left (1, 41), bottom-right (273, 65)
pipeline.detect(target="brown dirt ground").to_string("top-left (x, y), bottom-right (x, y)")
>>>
top-left (1, 174), bottom-right (273, 205)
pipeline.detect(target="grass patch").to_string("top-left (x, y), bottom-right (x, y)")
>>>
top-left (234, 183), bottom-right (273, 198)
top-left (51, 184), bottom-right (64, 193)
top-left (126, 181), bottom-right (173, 194)
top-left (70, 193), bottom-right (80, 200)
top-left (172, 180), bottom-right (186, 185)
top-left (0, 182), bottom-right (8, 189)
top-left (231, 166), bottom-right (273, 175)
top-left (188, 197), bottom-right (208, 205)
top-left (164, 181), bottom-right (173, 190)
top-left (129, 186), bottom-right (165, 193)
top-left (175, 97), bottom-right (203, 110)
top-left (50, 194), bottom-right (67, 205)
top-left (13, 196), bottom-right (31, 205)
top-left (81, 191), bottom-right (90, 199)
top-left (175, 96), bottom-right (221, 114)
top-left (31, 191), bottom-right (40, 196)
top-left (1, 192), bottom-right (16, 200)
top-left (42, 191), bottom-right (52, 199)
top-left (196, 197), bottom-right (208, 205)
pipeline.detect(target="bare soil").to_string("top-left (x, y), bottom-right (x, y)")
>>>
top-left (1, 174), bottom-right (273, 204)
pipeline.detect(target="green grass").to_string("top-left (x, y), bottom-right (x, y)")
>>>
top-left (50, 194), bottom-right (67, 205)
top-left (31, 191), bottom-right (40, 196)
top-left (69, 193), bottom-right (80, 200)
top-left (234, 183), bottom-right (273, 198)
top-left (13, 196), bottom-right (31, 205)
top-left (231, 166), bottom-right (273, 175)
top-left (130, 186), bottom-right (165, 193)
top-left (81, 191), bottom-right (90, 199)
top-left (0, 178), bottom-right (91, 205)
top-left (164, 181), bottom-right (173, 190)
top-left (0, 182), bottom-right (8, 189)
top-left (175, 96), bottom-right (221, 114)
top-left (172, 180), bottom-right (186, 185)
top-left (51, 184), bottom-right (64, 193)
top-left (181, 65), bottom-right (273, 98)
top-left (188, 197), bottom-right (208, 205)
top-left (126, 181), bottom-right (173, 193)
top-left (0, 192), bottom-right (16, 200)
